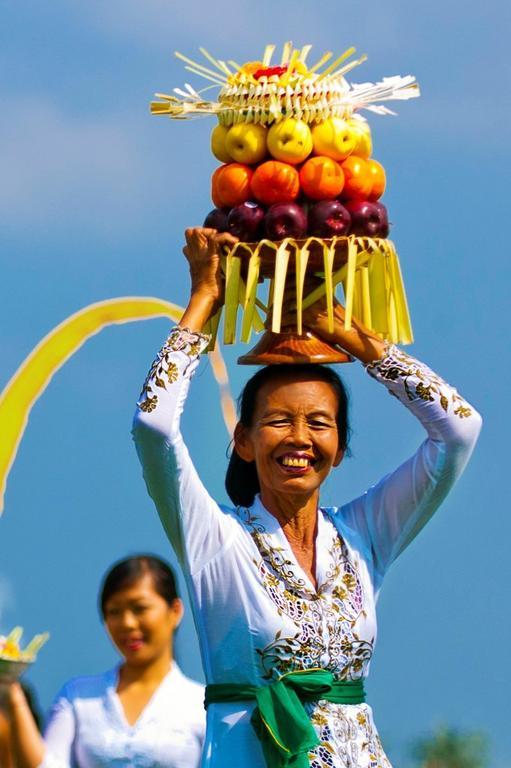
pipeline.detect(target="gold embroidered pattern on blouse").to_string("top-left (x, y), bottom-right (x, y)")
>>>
top-left (137, 326), bottom-right (210, 412)
top-left (237, 507), bottom-right (374, 684)
top-left (366, 344), bottom-right (473, 418)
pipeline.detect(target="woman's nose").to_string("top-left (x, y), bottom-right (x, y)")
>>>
top-left (119, 611), bottom-right (138, 629)
top-left (289, 419), bottom-right (311, 446)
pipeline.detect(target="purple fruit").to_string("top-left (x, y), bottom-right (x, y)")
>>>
top-left (265, 202), bottom-right (307, 240)
top-left (227, 202), bottom-right (265, 241)
top-left (308, 200), bottom-right (351, 238)
top-left (344, 200), bottom-right (389, 238)
top-left (204, 207), bottom-right (230, 232)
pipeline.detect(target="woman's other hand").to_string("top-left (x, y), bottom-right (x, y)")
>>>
top-left (281, 286), bottom-right (386, 365)
top-left (180, 228), bottom-right (238, 332)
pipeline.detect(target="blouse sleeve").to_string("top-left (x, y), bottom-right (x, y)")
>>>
top-left (132, 326), bottom-right (236, 574)
top-left (39, 686), bottom-right (76, 768)
top-left (339, 344), bottom-right (482, 580)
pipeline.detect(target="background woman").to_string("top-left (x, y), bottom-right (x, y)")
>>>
top-left (5, 555), bottom-right (205, 768)
top-left (132, 227), bottom-right (481, 768)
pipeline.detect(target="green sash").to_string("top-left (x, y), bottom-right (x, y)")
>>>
top-left (205, 669), bottom-right (365, 768)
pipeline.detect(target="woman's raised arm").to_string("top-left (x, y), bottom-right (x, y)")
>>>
top-left (298, 295), bottom-right (482, 580)
top-left (132, 229), bottom-right (239, 573)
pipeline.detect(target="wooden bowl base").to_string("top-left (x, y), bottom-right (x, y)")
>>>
top-left (237, 327), bottom-right (352, 365)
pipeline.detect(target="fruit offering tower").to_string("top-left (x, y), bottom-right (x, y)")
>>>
top-left (151, 43), bottom-right (420, 364)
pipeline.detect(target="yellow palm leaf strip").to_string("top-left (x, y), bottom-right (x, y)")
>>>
top-left (280, 41), bottom-right (293, 66)
top-left (343, 237), bottom-right (358, 331)
top-left (240, 246), bottom-right (262, 343)
top-left (23, 633), bottom-right (50, 659)
top-left (184, 66), bottom-right (225, 86)
top-left (6, 627), bottom-right (23, 646)
top-left (308, 51), bottom-right (333, 74)
top-left (298, 44), bottom-right (313, 64)
top-left (353, 268), bottom-right (364, 322)
top-left (367, 243), bottom-right (388, 335)
top-left (209, 347), bottom-right (237, 437)
top-left (386, 241), bottom-right (414, 344)
top-left (301, 247), bottom-right (372, 309)
top-left (388, 289), bottom-right (399, 344)
top-left (150, 101), bottom-right (176, 114)
top-left (323, 239), bottom-right (335, 333)
top-left (223, 250), bottom-right (241, 344)
top-left (295, 240), bottom-right (311, 335)
top-left (272, 240), bottom-right (292, 333)
top-left (228, 60), bottom-right (242, 72)
top-left (328, 54), bottom-right (368, 80)
top-left (280, 49), bottom-right (300, 86)
top-left (174, 51), bottom-right (228, 82)
top-left (262, 44), bottom-right (276, 67)
top-left (316, 47), bottom-right (358, 79)
top-left (199, 47), bottom-right (232, 76)
top-left (205, 307), bottom-right (222, 352)
top-left (360, 265), bottom-right (372, 328)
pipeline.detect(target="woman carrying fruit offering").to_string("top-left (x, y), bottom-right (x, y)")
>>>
top-left (4, 556), bottom-right (205, 768)
top-left (132, 227), bottom-right (481, 768)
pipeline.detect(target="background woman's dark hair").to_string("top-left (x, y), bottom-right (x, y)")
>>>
top-left (225, 364), bottom-right (350, 508)
top-left (99, 555), bottom-right (178, 618)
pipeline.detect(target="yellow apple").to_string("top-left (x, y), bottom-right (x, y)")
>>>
top-left (346, 117), bottom-right (372, 159)
top-left (225, 123), bottom-right (268, 164)
top-left (211, 124), bottom-right (232, 163)
top-left (311, 117), bottom-right (358, 162)
top-left (266, 118), bottom-right (313, 164)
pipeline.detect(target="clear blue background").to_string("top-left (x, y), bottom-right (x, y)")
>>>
top-left (1, 1), bottom-right (509, 764)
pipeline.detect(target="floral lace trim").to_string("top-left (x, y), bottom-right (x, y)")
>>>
top-left (366, 344), bottom-right (473, 418)
top-left (137, 326), bottom-right (210, 413)
top-left (237, 507), bottom-right (373, 682)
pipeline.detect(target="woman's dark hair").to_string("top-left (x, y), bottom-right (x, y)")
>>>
top-left (225, 364), bottom-right (350, 508)
top-left (99, 555), bottom-right (178, 618)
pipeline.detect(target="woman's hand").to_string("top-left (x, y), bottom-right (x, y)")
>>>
top-left (180, 227), bottom-right (238, 332)
top-left (281, 284), bottom-right (386, 365)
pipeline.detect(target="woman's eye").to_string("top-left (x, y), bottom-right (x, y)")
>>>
top-left (267, 419), bottom-right (290, 427)
top-left (308, 420), bottom-right (331, 429)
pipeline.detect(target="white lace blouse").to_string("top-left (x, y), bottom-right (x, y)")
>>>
top-left (40, 663), bottom-right (205, 768)
top-left (132, 328), bottom-right (481, 768)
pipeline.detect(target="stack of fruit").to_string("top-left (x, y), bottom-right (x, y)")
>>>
top-left (151, 44), bottom-right (419, 350)
top-left (205, 112), bottom-right (389, 243)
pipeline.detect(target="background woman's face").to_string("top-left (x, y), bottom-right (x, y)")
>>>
top-left (103, 573), bottom-right (182, 665)
top-left (236, 374), bottom-right (344, 501)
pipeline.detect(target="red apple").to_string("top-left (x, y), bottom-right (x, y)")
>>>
top-left (227, 201), bottom-right (265, 241)
top-left (344, 200), bottom-right (389, 238)
top-left (265, 202), bottom-right (307, 240)
top-left (308, 200), bottom-right (351, 238)
top-left (203, 207), bottom-right (230, 232)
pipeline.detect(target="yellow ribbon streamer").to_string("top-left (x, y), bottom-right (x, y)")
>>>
top-left (0, 297), bottom-right (235, 515)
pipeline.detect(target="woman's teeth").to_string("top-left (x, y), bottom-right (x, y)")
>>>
top-left (281, 456), bottom-right (310, 467)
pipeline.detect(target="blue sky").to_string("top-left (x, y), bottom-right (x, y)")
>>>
top-left (1, 1), bottom-right (510, 764)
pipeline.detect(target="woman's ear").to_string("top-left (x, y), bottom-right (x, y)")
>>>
top-left (233, 422), bottom-right (255, 463)
top-left (171, 598), bottom-right (184, 629)
top-left (333, 449), bottom-right (344, 468)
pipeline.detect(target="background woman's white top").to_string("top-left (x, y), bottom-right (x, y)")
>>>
top-left (132, 328), bottom-right (481, 768)
top-left (41, 662), bottom-right (205, 768)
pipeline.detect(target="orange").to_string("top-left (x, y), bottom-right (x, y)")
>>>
top-left (340, 156), bottom-right (373, 200)
top-left (299, 156), bottom-right (344, 200)
top-left (250, 160), bottom-right (300, 205)
top-left (211, 163), bottom-right (253, 207)
top-left (367, 159), bottom-right (386, 201)
top-left (211, 166), bottom-right (226, 208)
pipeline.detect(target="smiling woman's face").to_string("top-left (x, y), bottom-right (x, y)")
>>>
top-left (103, 573), bottom-right (182, 666)
top-left (234, 374), bottom-right (344, 502)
